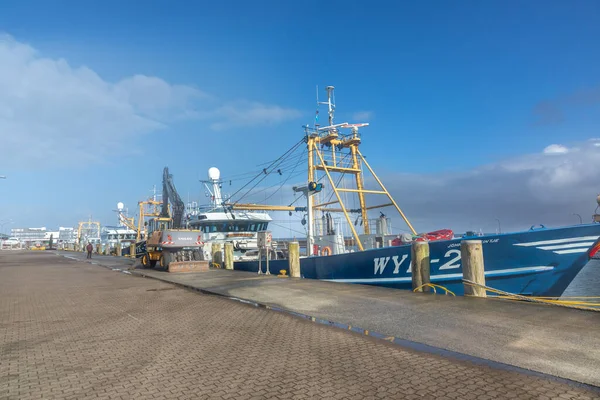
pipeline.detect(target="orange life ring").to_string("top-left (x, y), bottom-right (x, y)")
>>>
top-left (321, 246), bottom-right (332, 256)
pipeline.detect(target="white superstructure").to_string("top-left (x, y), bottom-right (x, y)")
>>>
top-left (101, 203), bottom-right (138, 251)
top-left (189, 167), bottom-right (273, 260)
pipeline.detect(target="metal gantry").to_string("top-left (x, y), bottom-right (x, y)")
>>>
top-left (77, 217), bottom-right (101, 246)
top-left (137, 199), bottom-right (166, 241)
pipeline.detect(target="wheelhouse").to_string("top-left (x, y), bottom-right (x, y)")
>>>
top-left (195, 220), bottom-right (269, 234)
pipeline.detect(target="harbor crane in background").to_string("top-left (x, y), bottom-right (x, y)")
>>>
top-left (140, 167), bottom-right (206, 270)
top-left (160, 167), bottom-right (185, 228)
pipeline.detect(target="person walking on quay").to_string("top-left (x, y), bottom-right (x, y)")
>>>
top-left (86, 242), bottom-right (93, 259)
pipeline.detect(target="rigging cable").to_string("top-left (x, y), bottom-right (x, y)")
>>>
top-left (262, 148), bottom-right (307, 203)
top-left (227, 138), bottom-right (306, 206)
top-left (220, 153), bottom-right (307, 183)
top-left (231, 138), bottom-right (304, 205)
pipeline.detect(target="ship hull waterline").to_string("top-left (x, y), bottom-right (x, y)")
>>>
top-left (234, 224), bottom-right (600, 297)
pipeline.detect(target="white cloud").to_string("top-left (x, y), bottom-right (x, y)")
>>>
top-left (207, 101), bottom-right (302, 131)
top-left (113, 74), bottom-right (209, 119)
top-left (0, 34), bottom-right (300, 167)
top-left (352, 111), bottom-right (373, 121)
top-left (543, 144), bottom-right (569, 154)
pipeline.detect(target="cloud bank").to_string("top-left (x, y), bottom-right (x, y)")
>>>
top-left (221, 139), bottom-right (600, 237)
top-left (382, 139), bottom-right (600, 233)
top-left (0, 34), bottom-right (300, 166)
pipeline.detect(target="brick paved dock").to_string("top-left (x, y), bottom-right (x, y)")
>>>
top-left (1, 251), bottom-right (599, 399)
top-left (129, 263), bottom-right (600, 387)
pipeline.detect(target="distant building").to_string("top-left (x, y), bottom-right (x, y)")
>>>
top-left (10, 226), bottom-right (77, 247)
top-left (10, 227), bottom-right (47, 246)
top-left (58, 227), bottom-right (77, 244)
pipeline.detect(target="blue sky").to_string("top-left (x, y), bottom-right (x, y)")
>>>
top-left (0, 0), bottom-right (599, 235)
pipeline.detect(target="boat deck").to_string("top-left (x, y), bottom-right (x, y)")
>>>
top-left (124, 264), bottom-right (600, 387)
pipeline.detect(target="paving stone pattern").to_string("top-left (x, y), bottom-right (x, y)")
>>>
top-left (1, 252), bottom-right (598, 400)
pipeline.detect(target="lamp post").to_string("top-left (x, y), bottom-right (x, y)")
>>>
top-left (573, 213), bottom-right (582, 225)
top-left (0, 219), bottom-right (13, 236)
top-left (495, 218), bottom-right (501, 234)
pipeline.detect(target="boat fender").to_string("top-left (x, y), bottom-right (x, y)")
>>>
top-left (322, 246), bottom-right (332, 256)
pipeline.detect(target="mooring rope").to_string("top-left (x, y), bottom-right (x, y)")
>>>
top-left (462, 279), bottom-right (600, 312)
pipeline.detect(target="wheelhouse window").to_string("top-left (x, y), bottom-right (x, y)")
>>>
top-left (197, 221), bottom-right (266, 233)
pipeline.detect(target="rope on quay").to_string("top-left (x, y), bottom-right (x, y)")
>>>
top-left (462, 279), bottom-right (600, 312)
top-left (413, 283), bottom-right (456, 296)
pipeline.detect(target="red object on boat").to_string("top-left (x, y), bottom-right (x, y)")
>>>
top-left (391, 235), bottom-right (411, 246)
top-left (416, 229), bottom-right (454, 242)
top-left (588, 241), bottom-right (600, 258)
top-left (392, 229), bottom-right (454, 246)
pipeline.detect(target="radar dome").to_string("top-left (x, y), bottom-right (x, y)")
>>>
top-left (208, 167), bottom-right (221, 180)
top-left (117, 202), bottom-right (124, 211)
top-left (597, 194), bottom-right (600, 206)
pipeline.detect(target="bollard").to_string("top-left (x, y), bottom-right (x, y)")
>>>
top-left (258, 248), bottom-right (263, 274)
top-left (411, 241), bottom-right (430, 292)
top-left (461, 240), bottom-right (486, 297)
top-left (265, 248), bottom-right (271, 275)
top-left (224, 242), bottom-right (234, 270)
top-left (288, 242), bottom-right (301, 278)
top-left (130, 243), bottom-right (136, 258)
top-left (211, 243), bottom-right (222, 268)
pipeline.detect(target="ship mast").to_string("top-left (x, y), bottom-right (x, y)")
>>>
top-left (315, 86), bottom-right (370, 233)
top-left (225, 85), bottom-right (417, 253)
top-left (307, 86), bottom-right (417, 251)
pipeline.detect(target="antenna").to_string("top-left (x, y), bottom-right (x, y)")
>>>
top-left (317, 86), bottom-right (336, 126)
top-left (315, 85), bottom-right (320, 130)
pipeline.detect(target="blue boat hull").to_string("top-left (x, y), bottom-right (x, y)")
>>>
top-left (120, 241), bottom-right (147, 258)
top-left (235, 224), bottom-right (600, 297)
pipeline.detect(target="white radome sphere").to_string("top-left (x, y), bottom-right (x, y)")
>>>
top-left (208, 167), bottom-right (220, 180)
top-left (117, 202), bottom-right (124, 211)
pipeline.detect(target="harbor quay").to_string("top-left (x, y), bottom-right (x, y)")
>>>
top-left (1, 251), bottom-right (599, 400)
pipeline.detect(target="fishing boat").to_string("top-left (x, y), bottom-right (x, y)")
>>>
top-left (227, 86), bottom-right (600, 297)
top-left (188, 167), bottom-right (276, 260)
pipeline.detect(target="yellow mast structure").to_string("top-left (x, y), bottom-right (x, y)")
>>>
top-left (77, 217), bottom-right (101, 246)
top-left (227, 85), bottom-right (417, 252)
top-left (116, 203), bottom-right (137, 232)
top-left (136, 199), bottom-right (166, 241)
